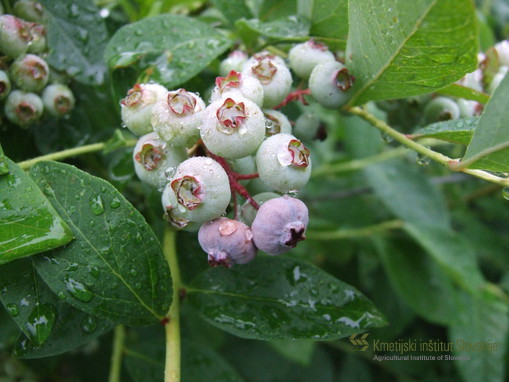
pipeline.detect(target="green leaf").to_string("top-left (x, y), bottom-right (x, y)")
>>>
top-left (38, 0), bottom-right (109, 85)
top-left (436, 83), bottom-right (490, 104)
top-left (410, 117), bottom-right (479, 145)
top-left (375, 238), bottom-right (462, 325)
top-left (258, 0), bottom-right (297, 20)
top-left (0, 141), bottom-right (8, 175)
top-left (363, 160), bottom-right (450, 229)
top-left (104, 15), bottom-right (233, 89)
top-left (0, 158), bottom-right (73, 264)
top-left (309, 0), bottom-right (348, 49)
top-left (345, 0), bottom-right (478, 106)
top-left (0, 258), bottom-right (113, 357)
top-left (268, 340), bottom-right (316, 366)
top-left (461, 72), bottom-right (509, 172)
top-left (235, 15), bottom-right (310, 40)
top-left (449, 293), bottom-right (508, 382)
top-left (404, 224), bottom-right (486, 293)
top-left (29, 161), bottom-right (171, 326)
top-left (212, 0), bottom-right (253, 24)
top-left (188, 256), bottom-right (387, 340)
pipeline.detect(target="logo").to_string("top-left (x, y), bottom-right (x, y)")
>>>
top-left (350, 333), bottom-right (369, 351)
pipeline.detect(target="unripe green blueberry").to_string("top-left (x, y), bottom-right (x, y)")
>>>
top-left (219, 50), bottom-right (248, 77)
top-left (293, 112), bottom-right (322, 141)
top-left (456, 68), bottom-right (483, 92)
top-left (456, 98), bottom-right (481, 118)
top-left (309, 61), bottom-right (354, 109)
top-left (230, 155), bottom-right (256, 185)
top-left (263, 109), bottom-right (292, 136)
top-left (242, 52), bottom-right (293, 108)
top-left (198, 217), bottom-right (257, 267)
top-left (42, 84), bottom-right (75, 116)
top-left (200, 94), bottom-right (265, 159)
top-left (152, 88), bottom-right (206, 147)
top-left (251, 195), bottom-right (309, 255)
top-left (0, 70), bottom-right (11, 101)
top-left (288, 40), bottom-right (336, 79)
top-left (13, 1), bottom-right (46, 23)
top-left (161, 156), bottom-right (231, 228)
top-left (422, 97), bottom-right (460, 124)
top-left (494, 40), bottom-right (509, 67)
top-left (488, 66), bottom-right (508, 94)
top-left (211, 70), bottom-right (264, 107)
top-left (120, 82), bottom-right (168, 136)
top-left (9, 54), bottom-right (49, 92)
top-left (27, 23), bottom-right (46, 54)
top-left (256, 133), bottom-right (312, 193)
top-left (4, 90), bottom-right (43, 127)
top-left (240, 192), bottom-right (279, 226)
top-left (0, 15), bottom-right (32, 58)
top-left (133, 132), bottom-right (187, 188)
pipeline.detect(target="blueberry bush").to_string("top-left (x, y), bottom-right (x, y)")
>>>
top-left (1, 0), bottom-right (509, 381)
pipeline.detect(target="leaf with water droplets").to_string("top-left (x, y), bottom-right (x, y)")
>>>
top-left (0, 142), bottom-right (9, 175)
top-left (104, 14), bottom-right (233, 89)
top-left (188, 256), bottom-right (387, 340)
top-left (0, 158), bottom-right (73, 264)
top-left (345, 0), bottom-right (478, 106)
top-left (410, 117), bottom-right (479, 145)
top-left (0, 258), bottom-right (113, 356)
top-left (38, 0), bottom-right (108, 85)
top-left (309, 0), bottom-right (348, 49)
top-left (29, 161), bottom-right (172, 326)
top-left (236, 15), bottom-right (310, 40)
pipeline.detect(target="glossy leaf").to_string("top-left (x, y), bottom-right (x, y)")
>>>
top-left (259, 0), bottom-right (297, 20)
top-left (29, 161), bottom-right (171, 326)
top-left (235, 16), bottom-right (310, 39)
top-left (345, 0), bottom-right (478, 106)
top-left (449, 293), bottom-right (508, 382)
top-left (0, 258), bottom-right (112, 357)
top-left (404, 223), bottom-right (486, 293)
top-left (104, 15), bottom-right (233, 89)
top-left (187, 256), bottom-right (387, 340)
top-left (38, 0), bottom-right (108, 85)
top-left (436, 83), bottom-right (490, 104)
top-left (212, 0), bottom-right (253, 24)
top-left (362, 160), bottom-right (450, 229)
top-left (410, 117), bottom-right (479, 145)
top-left (462, 72), bottom-right (509, 171)
top-left (0, 158), bottom-right (73, 264)
top-left (309, 0), bottom-right (348, 48)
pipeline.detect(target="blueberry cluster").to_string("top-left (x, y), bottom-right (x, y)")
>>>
top-left (0, 1), bottom-right (75, 127)
top-left (121, 41), bottom-right (355, 267)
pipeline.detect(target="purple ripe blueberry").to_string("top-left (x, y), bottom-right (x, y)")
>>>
top-left (255, 133), bottom-right (311, 193)
top-left (9, 54), bottom-right (49, 92)
top-left (242, 51), bottom-right (292, 108)
top-left (152, 88), bottom-right (206, 146)
top-left (42, 84), bottom-right (75, 116)
top-left (288, 40), bottom-right (336, 80)
top-left (251, 195), bottom-right (309, 255)
top-left (200, 94), bottom-right (265, 159)
top-left (198, 217), bottom-right (257, 267)
top-left (0, 15), bottom-right (32, 58)
top-left (120, 82), bottom-right (168, 136)
top-left (309, 60), bottom-right (354, 109)
top-left (4, 90), bottom-right (43, 127)
top-left (210, 70), bottom-right (264, 107)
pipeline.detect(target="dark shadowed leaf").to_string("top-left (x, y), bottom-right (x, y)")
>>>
top-left (29, 161), bottom-right (171, 326)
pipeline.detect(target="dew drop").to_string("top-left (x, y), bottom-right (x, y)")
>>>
top-left (502, 187), bottom-right (509, 201)
top-left (81, 315), bottom-right (98, 334)
top-left (130, 268), bottom-right (138, 277)
top-left (87, 265), bottom-right (100, 279)
top-left (25, 304), bottom-right (56, 346)
top-left (64, 277), bottom-right (94, 302)
top-left (380, 132), bottom-right (393, 143)
top-left (6, 303), bottom-right (19, 317)
top-left (89, 195), bottom-right (105, 215)
top-left (416, 153), bottom-right (431, 166)
top-left (65, 263), bottom-right (79, 272)
top-left (57, 291), bottom-right (66, 300)
top-left (110, 197), bottom-right (121, 209)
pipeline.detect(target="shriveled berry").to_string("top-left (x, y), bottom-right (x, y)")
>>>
top-left (42, 84), bottom-right (75, 116)
top-left (251, 196), bottom-right (309, 255)
top-left (0, 15), bottom-right (32, 58)
top-left (309, 61), bottom-right (354, 109)
top-left (200, 94), bottom-right (265, 159)
top-left (120, 83), bottom-right (168, 136)
top-left (4, 90), bottom-right (43, 127)
top-left (0, 70), bottom-right (12, 101)
top-left (198, 217), bottom-right (257, 267)
top-left (256, 133), bottom-right (312, 193)
top-left (9, 54), bottom-right (49, 92)
top-left (133, 132), bottom-right (187, 188)
top-left (151, 88), bottom-right (205, 146)
top-left (288, 40), bottom-right (336, 79)
top-left (162, 157), bottom-right (231, 228)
